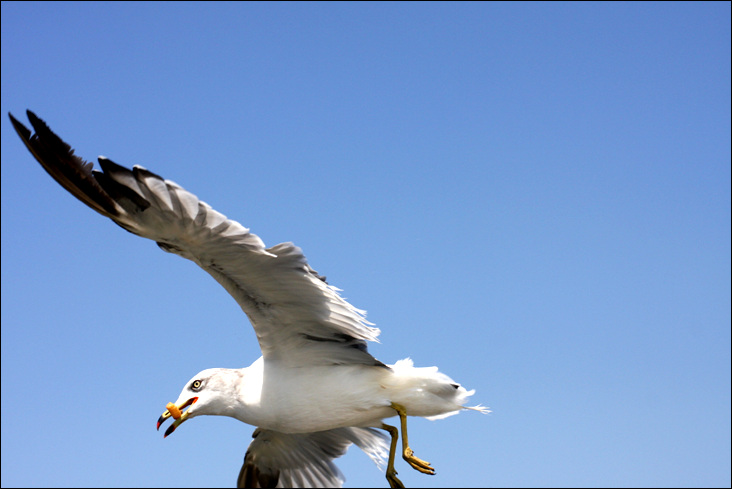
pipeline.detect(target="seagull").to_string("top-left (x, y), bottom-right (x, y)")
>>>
top-left (9, 110), bottom-right (489, 488)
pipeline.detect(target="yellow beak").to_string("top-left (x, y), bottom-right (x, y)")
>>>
top-left (156, 397), bottom-right (198, 437)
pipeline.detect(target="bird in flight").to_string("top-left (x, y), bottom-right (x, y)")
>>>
top-left (9, 110), bottom-right (488, 488)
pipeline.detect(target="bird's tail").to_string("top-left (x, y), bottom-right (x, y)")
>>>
top-left (386, 358), bottom-right (490, 420)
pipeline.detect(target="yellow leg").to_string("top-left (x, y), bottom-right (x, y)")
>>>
top-left (380, 423), bottom-right (404, 488)
top-left (391, 403), bottom-right (436, 475)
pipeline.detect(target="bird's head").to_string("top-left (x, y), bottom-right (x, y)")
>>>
top-left (157, 368), bottom-right (241, 437)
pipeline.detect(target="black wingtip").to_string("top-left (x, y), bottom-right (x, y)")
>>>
top-left (8, 112), bottom-right (32, 141)
top-left (8, 110), bottom-right (50, 143)
top-left (10, 110), bottom-right (123, 219)
top-left (25, 110), bottom-right (52, 139)
top-left (25, 110), bottom-right (40, 130)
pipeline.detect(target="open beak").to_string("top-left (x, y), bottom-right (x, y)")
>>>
top-left (157, 397), bottom-right (198, 438)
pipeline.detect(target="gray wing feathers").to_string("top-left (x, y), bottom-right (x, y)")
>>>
top-left (238, 427), bottom-right (388, 488)
top-left (10, 111), bottom-right (381, 366)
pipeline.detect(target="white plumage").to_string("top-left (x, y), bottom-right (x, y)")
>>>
top-left (10, 110), bottom-right (488, 488)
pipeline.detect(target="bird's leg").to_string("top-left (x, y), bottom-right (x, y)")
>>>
top-left (390, 403), bottom-right (435, 475)
top-left (380, 423), bottom-right (404, 488)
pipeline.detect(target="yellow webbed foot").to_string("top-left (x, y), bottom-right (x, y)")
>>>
top-left (386, 467), bottom-right (405, 488)
top-left (391, 402), bottom-right (436, 476)
top-left (403, 446), bottom-right (435, 475)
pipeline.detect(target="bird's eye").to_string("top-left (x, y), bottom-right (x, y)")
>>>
top-left (191, 380), bottom-right (203, 391)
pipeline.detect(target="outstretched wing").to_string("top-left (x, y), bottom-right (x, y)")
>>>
top-left (9, 111), bottom-right (383, 367)
top-left (238, 427), bottom-right (388, 488)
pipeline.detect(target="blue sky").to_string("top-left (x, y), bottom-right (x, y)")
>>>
top-left (1, 2), bottom-right (730, 488)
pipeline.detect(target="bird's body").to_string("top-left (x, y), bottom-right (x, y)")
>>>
top-left (10, 110), bottom-right (488, 488)
top-left (178, 357), bottom-right (475, 434)
top-left (233, 359), bottom-right (393, 433)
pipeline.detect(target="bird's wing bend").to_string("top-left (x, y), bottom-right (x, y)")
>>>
top-left (238, 427), bottom-right (388, 488)
top-left (9, 111), bottom-right (382, 367)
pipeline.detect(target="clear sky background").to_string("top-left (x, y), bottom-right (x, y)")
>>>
top-left (1, 2), bottom-right (730, 488)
